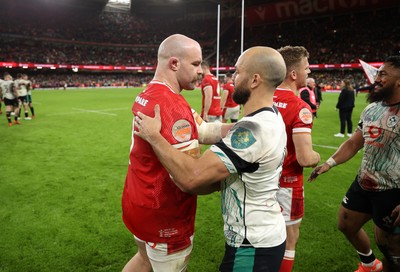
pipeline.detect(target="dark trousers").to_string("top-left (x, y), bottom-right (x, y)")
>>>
top-left (339, 108), bottom-right (353, 134)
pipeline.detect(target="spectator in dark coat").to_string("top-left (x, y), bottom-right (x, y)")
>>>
top-left (314, 82), bottom-right (324, 105)
top-left (334, 79), bottom-right (355, 137)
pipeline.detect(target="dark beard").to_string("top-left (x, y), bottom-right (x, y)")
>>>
top-left (233, 86), bottom-right (250, 105)
top-left (367, 84), bottom-right (394, 103)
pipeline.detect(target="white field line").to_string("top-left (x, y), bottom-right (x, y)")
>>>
top-left (47, 107), bottom-right (128, 116)
top-left (313, 143), bottom-right (361, 153)
top-left (72, 108), bottom-right (117, 116)
top-left (312, 144), bottom-right (338, 150)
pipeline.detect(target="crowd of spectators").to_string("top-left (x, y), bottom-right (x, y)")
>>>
top-left (219, 8), bottom-right (399, 67)
top-left (28, 72), bottom-right (152, 89)
top-left (311, 70), bottom-right (369, 92)
top-left (8, 70), bottom-right (366, 91)
top-left (0, 5), bottom-right (398, 89)
top-left (0, 39), bottom-right (158, 66)
top-left (0, 10), bottom-right (217, 46)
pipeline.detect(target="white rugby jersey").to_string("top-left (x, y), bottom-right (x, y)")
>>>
top-left (15, 79), bottom-right (30, 96)
top-left (357, 101), bottom-right (400, 191)
top-left (0, 80), bottom-right (16, 100)
top-left (26, 80), bottom-right (33, 95)
top-left (210, 106), bottom-right (287, 248)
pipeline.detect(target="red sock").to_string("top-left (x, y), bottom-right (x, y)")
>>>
top-left (279, 250), bottom-right (295, 272)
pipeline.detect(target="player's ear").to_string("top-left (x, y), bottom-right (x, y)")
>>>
top-left (169, 57), bottom-right (179, 71)
top-left (289, 70), bottom-right (296, 80)
top-left (250, 73), bottom-right (261, 89)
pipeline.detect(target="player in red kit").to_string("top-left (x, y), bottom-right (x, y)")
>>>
top-left (274, 46), bottom-right (321, 272)
top-left (200, 60), bottom-right (222, 123)
top-left (122, 34), bottom-right (205, 272)
top-left (221, 72), bottom-right (240, 123)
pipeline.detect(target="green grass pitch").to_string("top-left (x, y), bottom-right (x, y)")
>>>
top-left (0, 87), bottom-right (381, 271)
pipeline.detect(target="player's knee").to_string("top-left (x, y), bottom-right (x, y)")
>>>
top-left (337, 209), bottom-right (357, 235)
top-left (337, 218), bottom-right (360, 236)
top-left (337, 217), bottom-right (348, 234)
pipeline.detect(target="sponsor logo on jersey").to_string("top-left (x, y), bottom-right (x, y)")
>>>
top-left (382, 216), bottom-right (394, 229)
top-left (172, 119), bottom-right (192, 142)
top-left (387, 115), bottom-right (398, 128)
top-left (231, 127), bottom-right (256, 149)
top-left (299, 108), bottom-right (313, 124)
top-left (273, 101), bottom-right (287, 109)
top-left (135, 95), bottom-right (148, 107)
top-left (283, 176), bottom-right (298, 183)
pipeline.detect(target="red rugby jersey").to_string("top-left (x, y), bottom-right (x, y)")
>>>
top-left (273, 88), bottom-right (313, 188)
top-left (122, 81), bottom-right (199, 249)
top-left (201, 73), bottom-right (222, 117)
top-left (222, 81), bottom-right (238, 108)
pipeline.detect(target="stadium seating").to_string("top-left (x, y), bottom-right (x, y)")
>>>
top-left (0, 4), bottom-right (398, 89)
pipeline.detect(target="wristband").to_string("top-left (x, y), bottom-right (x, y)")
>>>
top-left (326, 157), bottom-right (337, 168)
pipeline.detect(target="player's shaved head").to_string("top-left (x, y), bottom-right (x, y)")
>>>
top-left (154, 34), bottom-right (203, 93)
top-left (240, 46), bottom-right (286, 88)
top-left (158, 34), bottom-right (201, 61)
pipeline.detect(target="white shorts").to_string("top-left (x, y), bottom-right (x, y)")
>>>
top-left (207, 115), bottom-right (222, 123)
top-left (135, 235), bottom-right (193, 272)
top-left (277, 187), bottom-right (304, 226)
top-left (224, 105), bottom-right (240, 120)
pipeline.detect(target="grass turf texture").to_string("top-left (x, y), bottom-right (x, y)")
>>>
top-left (0, 88), bottom-right (381, 271)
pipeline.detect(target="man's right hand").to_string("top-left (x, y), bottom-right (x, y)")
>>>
top-left (308, 163), bottom-right (331, 182)
top-left (134, 104), bottom-right (162, 144)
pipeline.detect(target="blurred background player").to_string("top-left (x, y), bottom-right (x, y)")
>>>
top-left (15, 73), bottom-right (32, 120)
top-left (0, 73), bottom-right (20, 126)
top-left (24, 74), bottom-right (35, 119)
top-left (200, 60), bottom-right (222, 123)
top-left (220, 72), bottom-right (240, 123)
top-left (0, 77), bottom-right (4, 115)
top-left (274, 46), bottom-right (321, 272)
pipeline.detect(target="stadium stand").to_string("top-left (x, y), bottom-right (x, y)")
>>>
top-left (0, 0), bottom-right (399, 89)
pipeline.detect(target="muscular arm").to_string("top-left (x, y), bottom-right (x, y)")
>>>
top-left (203, 86), bottom-right (213, 120)
top-left (136, 105), bottom-right (230, 194)
top-left (220, 89), bottom-right (228, 109)
top-left (329, 129), bottom-right (364, 164)
top-left (308, 129), bottom-right (364, 181)
top-left (293, 132), bottom-right (320, 167)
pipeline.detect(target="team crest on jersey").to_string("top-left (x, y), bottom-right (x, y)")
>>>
top-left (387, 115), bottom-right (398, 128)
top-left (172, 119), bottom-right (192, 142)
top-left (231, 127), bottom-right (256, 149)
top-left (299, 108), bottom-right (313, 124)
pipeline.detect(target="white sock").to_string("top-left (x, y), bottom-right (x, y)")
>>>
top-left (284, 249), bottom-right (295, 259)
